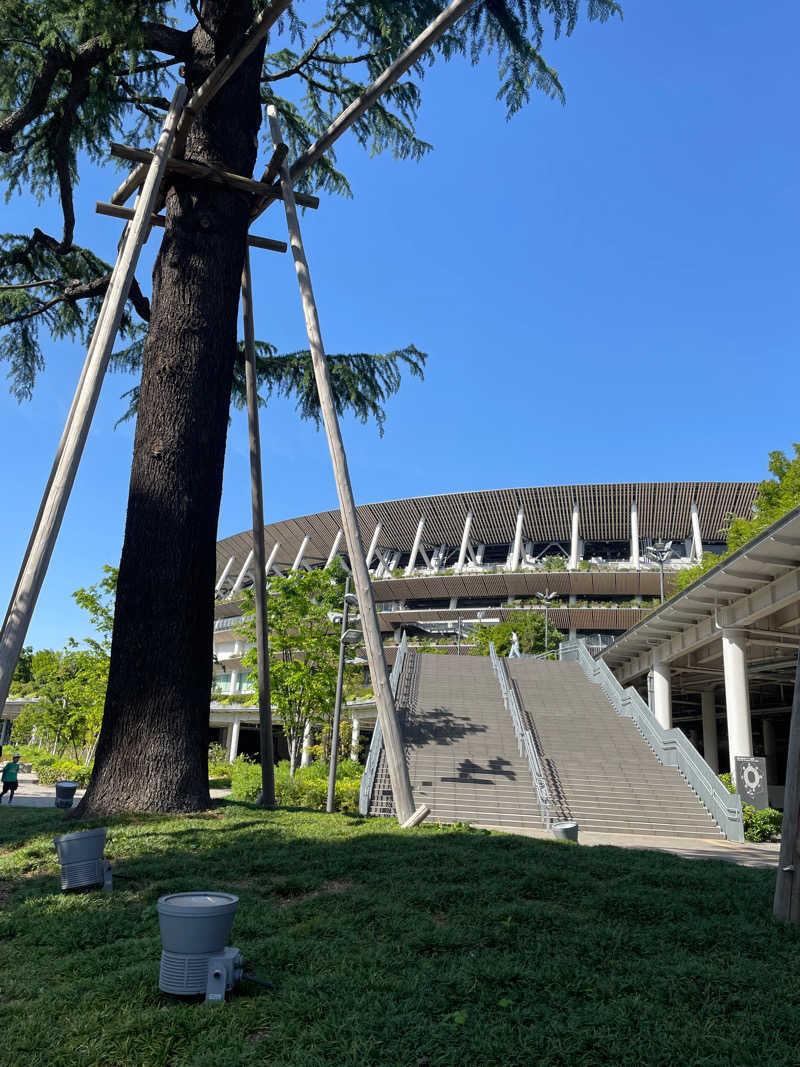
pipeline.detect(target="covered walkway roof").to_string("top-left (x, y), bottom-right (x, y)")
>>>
top-left (601, 505), bottom-right (800, 690)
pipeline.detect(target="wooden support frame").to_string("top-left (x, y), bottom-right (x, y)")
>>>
top-left (775, 651), bottom-right (800, 921)
top-left (0, 85), bottom-right (189, 712)
top-left (109, 144), bottom-right (319, 209)
top-left (95, 202), bottom-right (287, 253)
top-left (267, 105), bottom-right (428, 829)
top-left (241, 248), bottom-right (276, 807)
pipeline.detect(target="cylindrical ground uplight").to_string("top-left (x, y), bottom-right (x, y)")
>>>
top-left (55, 781), bottom-right (79, 809)
top-left (157, 892), bottom-right (239, 996)
top-left (53, 827), bottom-right (108, 889)
top-left (552, 820), bottom-right (579, 843)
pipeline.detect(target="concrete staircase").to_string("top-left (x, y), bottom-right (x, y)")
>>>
top-left (507, 658), bottom-right (720, 838)
top-left (369, 653), bottom-right (544, 828)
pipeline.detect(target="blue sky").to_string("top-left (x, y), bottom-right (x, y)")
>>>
top-left (1, 1), bottom-right (798, 649)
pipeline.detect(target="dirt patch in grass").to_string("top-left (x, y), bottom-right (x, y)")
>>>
top-left (247, 1028), bottom-right (271, 1044)
top-left (277, 878), bottom-right (353, 908)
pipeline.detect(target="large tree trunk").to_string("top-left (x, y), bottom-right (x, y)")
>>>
top-left (75, 1), bottom-right (264, 815)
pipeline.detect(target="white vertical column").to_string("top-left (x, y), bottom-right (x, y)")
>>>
top-left (229, 549), bottom-right (254, 596)
top-left (456, 511), bottom-right (473, 572)
top-left (365, 523), bottom-right (382, 568)
top-left (229, 670), bottom-right (238, 696)
top-left (265, 541), bottom-right (281, 575)
top-left (690, 501), bottom-right (703, 562)
top-left (350, 717), bottom-right (360, 761)
top-left (405, 516), bottom-right (425, 576)
top-left (569, 501), bottom-right (580, 571)
top-left (651, 658), bottom-right (672, 729)
top-left (701, 689), bottom-right (719, 771)
top-left (291, 535), bottom-right (310, 572)
top-left (508, 506), bottom-right (524, 571)
top-left (630, 500), bottom-right (640, 569)
top-left (300, 719), bottom-right (313, 767)
top-left (228, 717), bottom-right (241, 763)
top-left (215, 556), bottom-right (235, 592)
top-left (722, 628), bottom-right (753, 783)
top-left (325, 529), bottom-right (343, 568)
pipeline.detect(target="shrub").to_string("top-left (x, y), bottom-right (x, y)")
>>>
top-left (33, 755), bottom-right (91, 787)
top-left (208, 742), bottom-right (230, 781)
top-left (717, 773), bottom-right (782, 841)
top-left (231, 757), bottom-right (362, 812)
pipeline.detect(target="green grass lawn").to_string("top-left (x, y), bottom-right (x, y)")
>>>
top-left (1, 803), bottom-right (798, 1067)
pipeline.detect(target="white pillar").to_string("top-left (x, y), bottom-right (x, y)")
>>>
top-left (228, 717), bottom-right (241, 763)
top-left (651, 659), bottom-right (672, 729)
top-left (690, 501), bottom-right (703, 563)
top-left (229, 670), bottom-right (238, 696)
top-left (722, 627), bottom-right (753, 783)
top-left (405, 516), bottom-right (425, 576)
top-left (630, 500), bottom-right (640, 569)
top-left (325, 528), bottom-right (343, 568)
top-left (456, 511), bottom-right (473, 572)
top-left (229, 549), bottom-right (253, 596)
top-left (265, 541), bottom-right (281, 575)
top-left (569, 501), bottom-right (580, 571)
top-left (300, 719), bottom-right (313, 767)
top-left (449, 597), bottom-right (458, 610)
top-left (291, 535), bottom-right (310, 572)
top-left (568, 627), bottom-right (577, 640)
top-left (350, 717), bottom-right (360, 761)
top-left (365, 522), bottom-right (382, 568)
top-left (215, 556), bottom-right (234, 592)
top-left (701, 689), bottom-right (719, 771)
top-left (508, 506), bottom-right (524, 571)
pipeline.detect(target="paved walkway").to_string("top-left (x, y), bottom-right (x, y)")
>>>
top-left (472, 822), bottom-right (780, 869)
top-left (0, 773), bottom-right (231, 810)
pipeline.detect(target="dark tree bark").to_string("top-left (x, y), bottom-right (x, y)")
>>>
top-left (74, 1), bottom-right (265, 815)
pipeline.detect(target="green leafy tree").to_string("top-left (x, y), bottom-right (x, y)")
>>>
top-left (670, 445), bottom-right (800, 597)
top-left (472, 611), bottom-right (563, 656)
top-left (0, 0), bottom-right (621, 814)
top-left (9, 645), bottom-right (33, 692)
top-left (239, 562), bottom-right (353, 775)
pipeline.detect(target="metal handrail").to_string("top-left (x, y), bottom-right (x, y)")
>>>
top-left (558, 638), bottom-right (744, 842)
top-left (359, 631), bottom-right (408, 815)
top-left (489, 642), bottom-right (552, 830)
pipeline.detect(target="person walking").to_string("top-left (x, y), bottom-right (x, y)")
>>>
top-left (1, 753), bottom-right (21, 804)
top-left (509, 630), bottom-right (521, 658)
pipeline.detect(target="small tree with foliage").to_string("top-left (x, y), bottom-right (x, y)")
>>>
top-left (472, 611), bottom-right (563, 657)
top-left (239, 562), bottom-right (357, 775)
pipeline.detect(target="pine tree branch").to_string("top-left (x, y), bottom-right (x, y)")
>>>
top-left (0, 273), bottom-right (150, 329)
top-left (0, 48), bottom-right (67, 152)
top-left (137, 23), bottom-right (194, 60)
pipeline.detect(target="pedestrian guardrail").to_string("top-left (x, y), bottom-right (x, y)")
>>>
top-left (359, 632), bottom-right (408, 815)
top-left (558, 638), bottom-right (744, 842)
top-left (489, 643), bottom-right (552, 830)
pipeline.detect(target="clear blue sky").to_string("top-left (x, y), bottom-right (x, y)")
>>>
top-left (1, 1), bottom-right (798, 649)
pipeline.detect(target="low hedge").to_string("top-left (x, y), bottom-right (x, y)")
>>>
top-left (231, 757), bottom-right (362, 812)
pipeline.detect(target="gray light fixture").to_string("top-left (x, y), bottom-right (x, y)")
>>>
top-left (157, 891), bottom-right (242, 1003)
top-left (53, 827), bottom-right (112, 891)
top-left (341, 628), bottom-right (363, 645)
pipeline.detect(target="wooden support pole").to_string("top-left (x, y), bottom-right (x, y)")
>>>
top-left (253, 0), bottom-right (480, 221)
top-left (267, 105), bottom-right (427, 829)
top-left (0, 85), bottom-right (188, 710)
top-left (109, 144), bottom-right (320, 209)
top-left (241, 248), bottom-right (275, 807)
top-left (774, 651), bottom-right (800, 921)
top-left (95, 202), bottom-right (287, 252)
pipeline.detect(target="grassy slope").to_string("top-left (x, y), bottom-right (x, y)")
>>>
top-left (1, 803), bottom-right (798, 1067)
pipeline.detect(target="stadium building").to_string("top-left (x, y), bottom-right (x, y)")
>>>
top-left (211, 482), bottom-right (758, 761)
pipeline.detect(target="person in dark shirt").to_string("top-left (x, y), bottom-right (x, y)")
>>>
top-left (1, 753), bottom-right (21, 803)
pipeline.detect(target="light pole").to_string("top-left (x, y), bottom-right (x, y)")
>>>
top-left (645, 539), bottom-right (673, 603)
top-left (534, 590), bottom-right (558, 655)
top-left (327, 578), bottom-right (360, 813)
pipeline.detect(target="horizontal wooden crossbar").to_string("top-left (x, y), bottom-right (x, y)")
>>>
top-left (95, 202), bottom-right (287, 253)
top-left (109, 143), bottom-right (319, 209)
